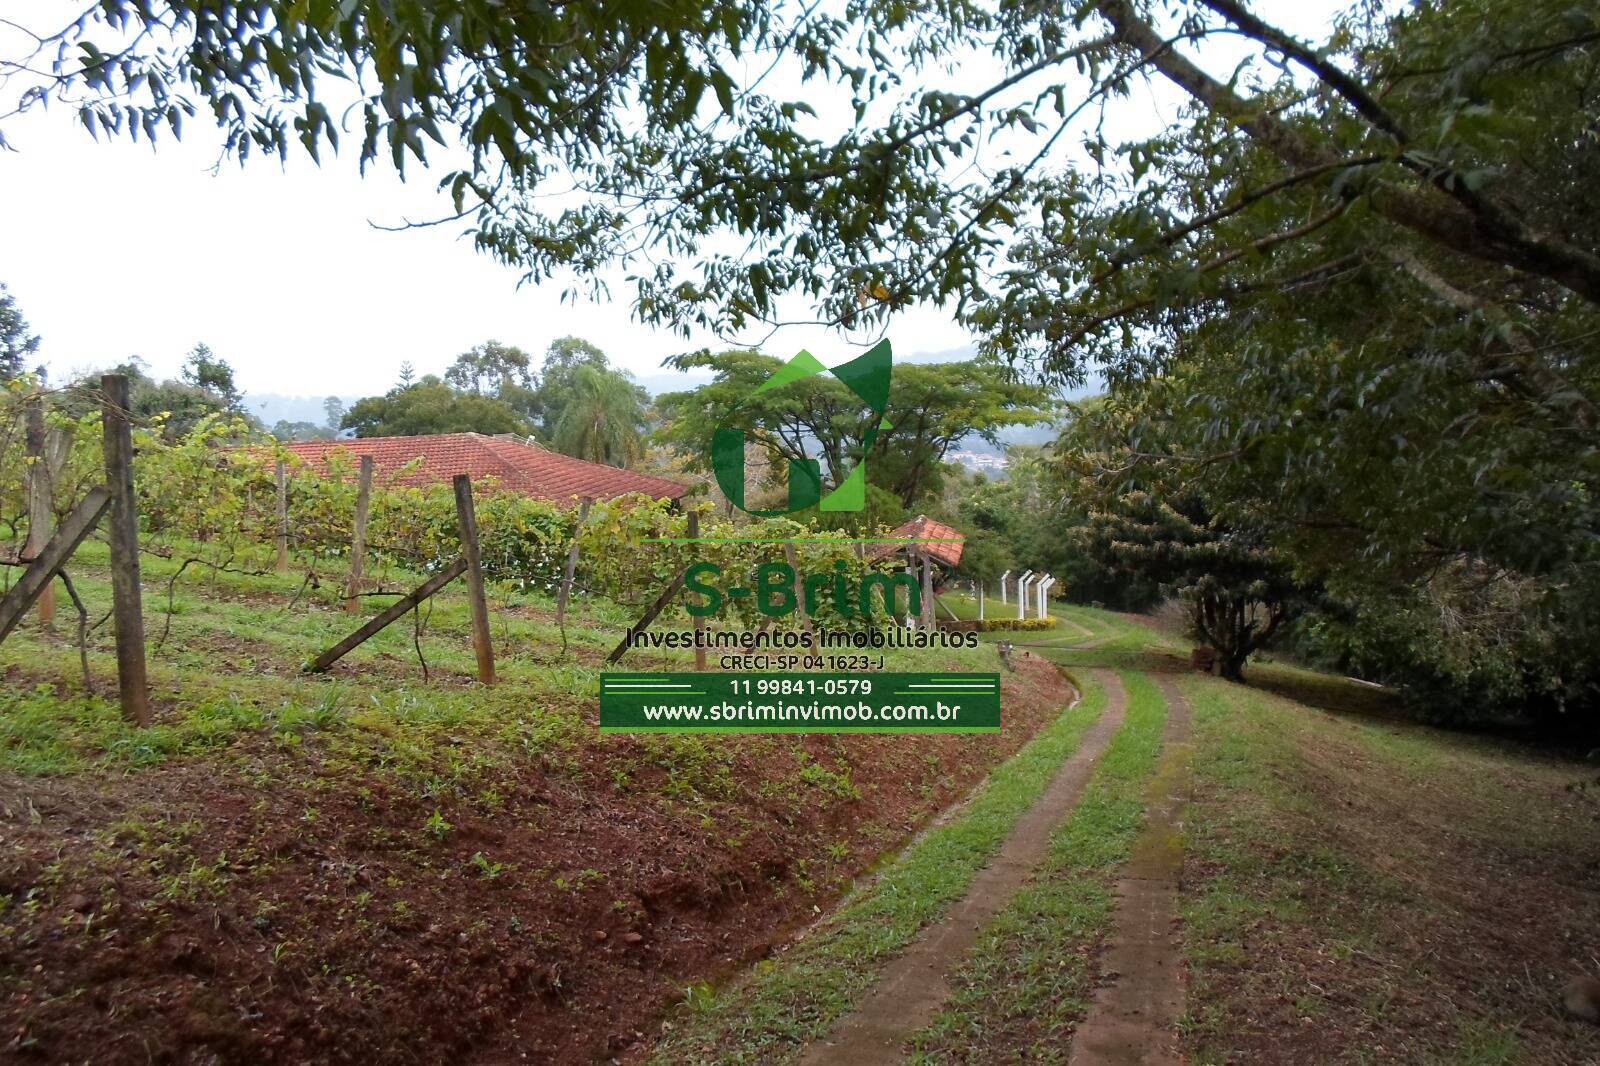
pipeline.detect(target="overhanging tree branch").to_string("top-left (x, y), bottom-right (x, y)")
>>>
top-left (1198, 0), bottom-right (1410, 142)
top-left (1056, 196), bottom-right (1352, 349)
top-left (1093, 0), bottom-right (1600, 306)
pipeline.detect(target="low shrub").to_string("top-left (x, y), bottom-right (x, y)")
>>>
top-left (974, 617), bottom-right (1058, 632)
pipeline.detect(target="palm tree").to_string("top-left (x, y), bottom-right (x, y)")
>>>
top-left (552, 365), bottom-right (646, 467)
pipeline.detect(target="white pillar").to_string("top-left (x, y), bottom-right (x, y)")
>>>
top-left (999, 569), bottom-right (1010, 605)
top-left (977, 580), bottom-right (984, 621)
top-left (1038, 576), bottom-right (1055, 618)
top-left (1017, 571), bottom-right (1034, 620)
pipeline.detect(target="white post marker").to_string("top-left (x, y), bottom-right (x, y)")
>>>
top-left (1038, 575), bottom-right (1056, 618)
top-left (999, 569), bottom-right (1010, 605)
top-left (977, 579), bottom-right (984, 621)
top-left (1017, 571), bottom-right (1034, 620)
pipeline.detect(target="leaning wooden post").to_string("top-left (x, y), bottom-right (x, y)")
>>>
top-left (101, 374), bottom-right (151, 726)
top-left (556, 496), bottom-right (593, 629)
top-left (606, 570), bottom-right (689, 664)
top-left (688, 510), bottom-right (707, 670)
top-left (453, 474), bottom-right (496, 684)
top-left (305, 557), bottom-right (467, 673)
top-left (273, 460), bottom-right (290, 572)
top-left (0, 488), bottom-right (111, 644)
top-left (344, 454), bottom-right (373, 612)
top-left (23, 398), bottom-right (55, 626)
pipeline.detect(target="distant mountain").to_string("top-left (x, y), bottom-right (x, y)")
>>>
top-left (244, 393), bottom-right (356, 428)
top-left (633, 369), bottom-right (714, 398)
top-left (956, 422), bottom-right (1063, 459)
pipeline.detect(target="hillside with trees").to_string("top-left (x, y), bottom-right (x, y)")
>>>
top-left (4, 0), bottom-right (1600, 1061)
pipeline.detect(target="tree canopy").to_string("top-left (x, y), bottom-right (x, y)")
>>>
top-left (87, 348), bottom-right (254, 439)
top-left (656, 350), bottom-right (1057, 510)
top-left (550, 363), bottom-right (649, 468)
top-left (530, 337), bottom-right (645, 444)
top-left (335, 337), bottom-right (650, 463)
top-left (9, 0), bottom-right (1596, 343)
top-left (179, 343), bottom-right (243, 410)
top-left (341, 375), bottom-right (528, 437)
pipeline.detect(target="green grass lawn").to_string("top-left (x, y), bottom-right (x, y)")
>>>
top-left (1178, 673), bottom-right (1600, 1064)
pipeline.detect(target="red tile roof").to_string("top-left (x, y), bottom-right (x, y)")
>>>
top-left (869, 514), bottom-right (966, 568)
top-left (281, 433), bottom-right (686, 505)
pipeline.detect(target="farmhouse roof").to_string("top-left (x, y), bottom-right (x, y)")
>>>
top-left (281, 433), bottom-right (687, 505)
top-left (869, 514), bottom-right (966, 568)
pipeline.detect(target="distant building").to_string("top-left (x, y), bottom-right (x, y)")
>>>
top-left (947, 449), bottom-right (1009, 473)
top-left (281, 432), bottom-right (686, 506)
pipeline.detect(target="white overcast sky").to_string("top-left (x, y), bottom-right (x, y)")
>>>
top-left (0, 1), bottom-right (1351, 401)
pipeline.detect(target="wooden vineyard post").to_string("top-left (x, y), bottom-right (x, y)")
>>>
top-left (556, 496), bottom-right (592, 630)
top-left (345, 454), bottom-right (373, 612)
top-left (453, 474), bottom-right (496, 684)
top-left (101, 374), bottom-right (151, 726)
top-left (782, 541), bottom-right (815, 646)
top-left (689, 510), bottom-right (707, 670)
top-left (274, 460), bottom-right (290, 572)
top-left (920, 548), bottom-right (935, 629)
top-left (23, 398), bottom-right (54, 626)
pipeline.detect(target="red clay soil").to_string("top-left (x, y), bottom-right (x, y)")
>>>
top-left (0, 655), bottom-right (1071, 1064)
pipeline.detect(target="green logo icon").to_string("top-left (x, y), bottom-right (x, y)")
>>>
top-left (713, 339), bottom-right (893, 515)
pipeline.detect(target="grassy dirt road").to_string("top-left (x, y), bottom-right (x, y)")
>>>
top-left (653, 605), bottom-right (1600, 1065)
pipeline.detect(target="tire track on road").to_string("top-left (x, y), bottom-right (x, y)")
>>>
top-left (798, 669), bottom-right (1132, 1065)
top-left (1069, 673), bottom-right (1193, 1066)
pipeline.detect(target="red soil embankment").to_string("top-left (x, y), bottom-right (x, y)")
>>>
top-left (0, 654), bottom-right (1072, 1064)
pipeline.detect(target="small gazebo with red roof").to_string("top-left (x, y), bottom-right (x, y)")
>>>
top-left (869, 514), bottom-right (966, 569)
top-left (281, 432), bottom-right (686, 506)
top-left (867, 515), bottom-right (966, 626)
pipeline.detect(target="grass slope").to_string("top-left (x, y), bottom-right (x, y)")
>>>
top-left (1181, 671), bottom-right (1600, 1064)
